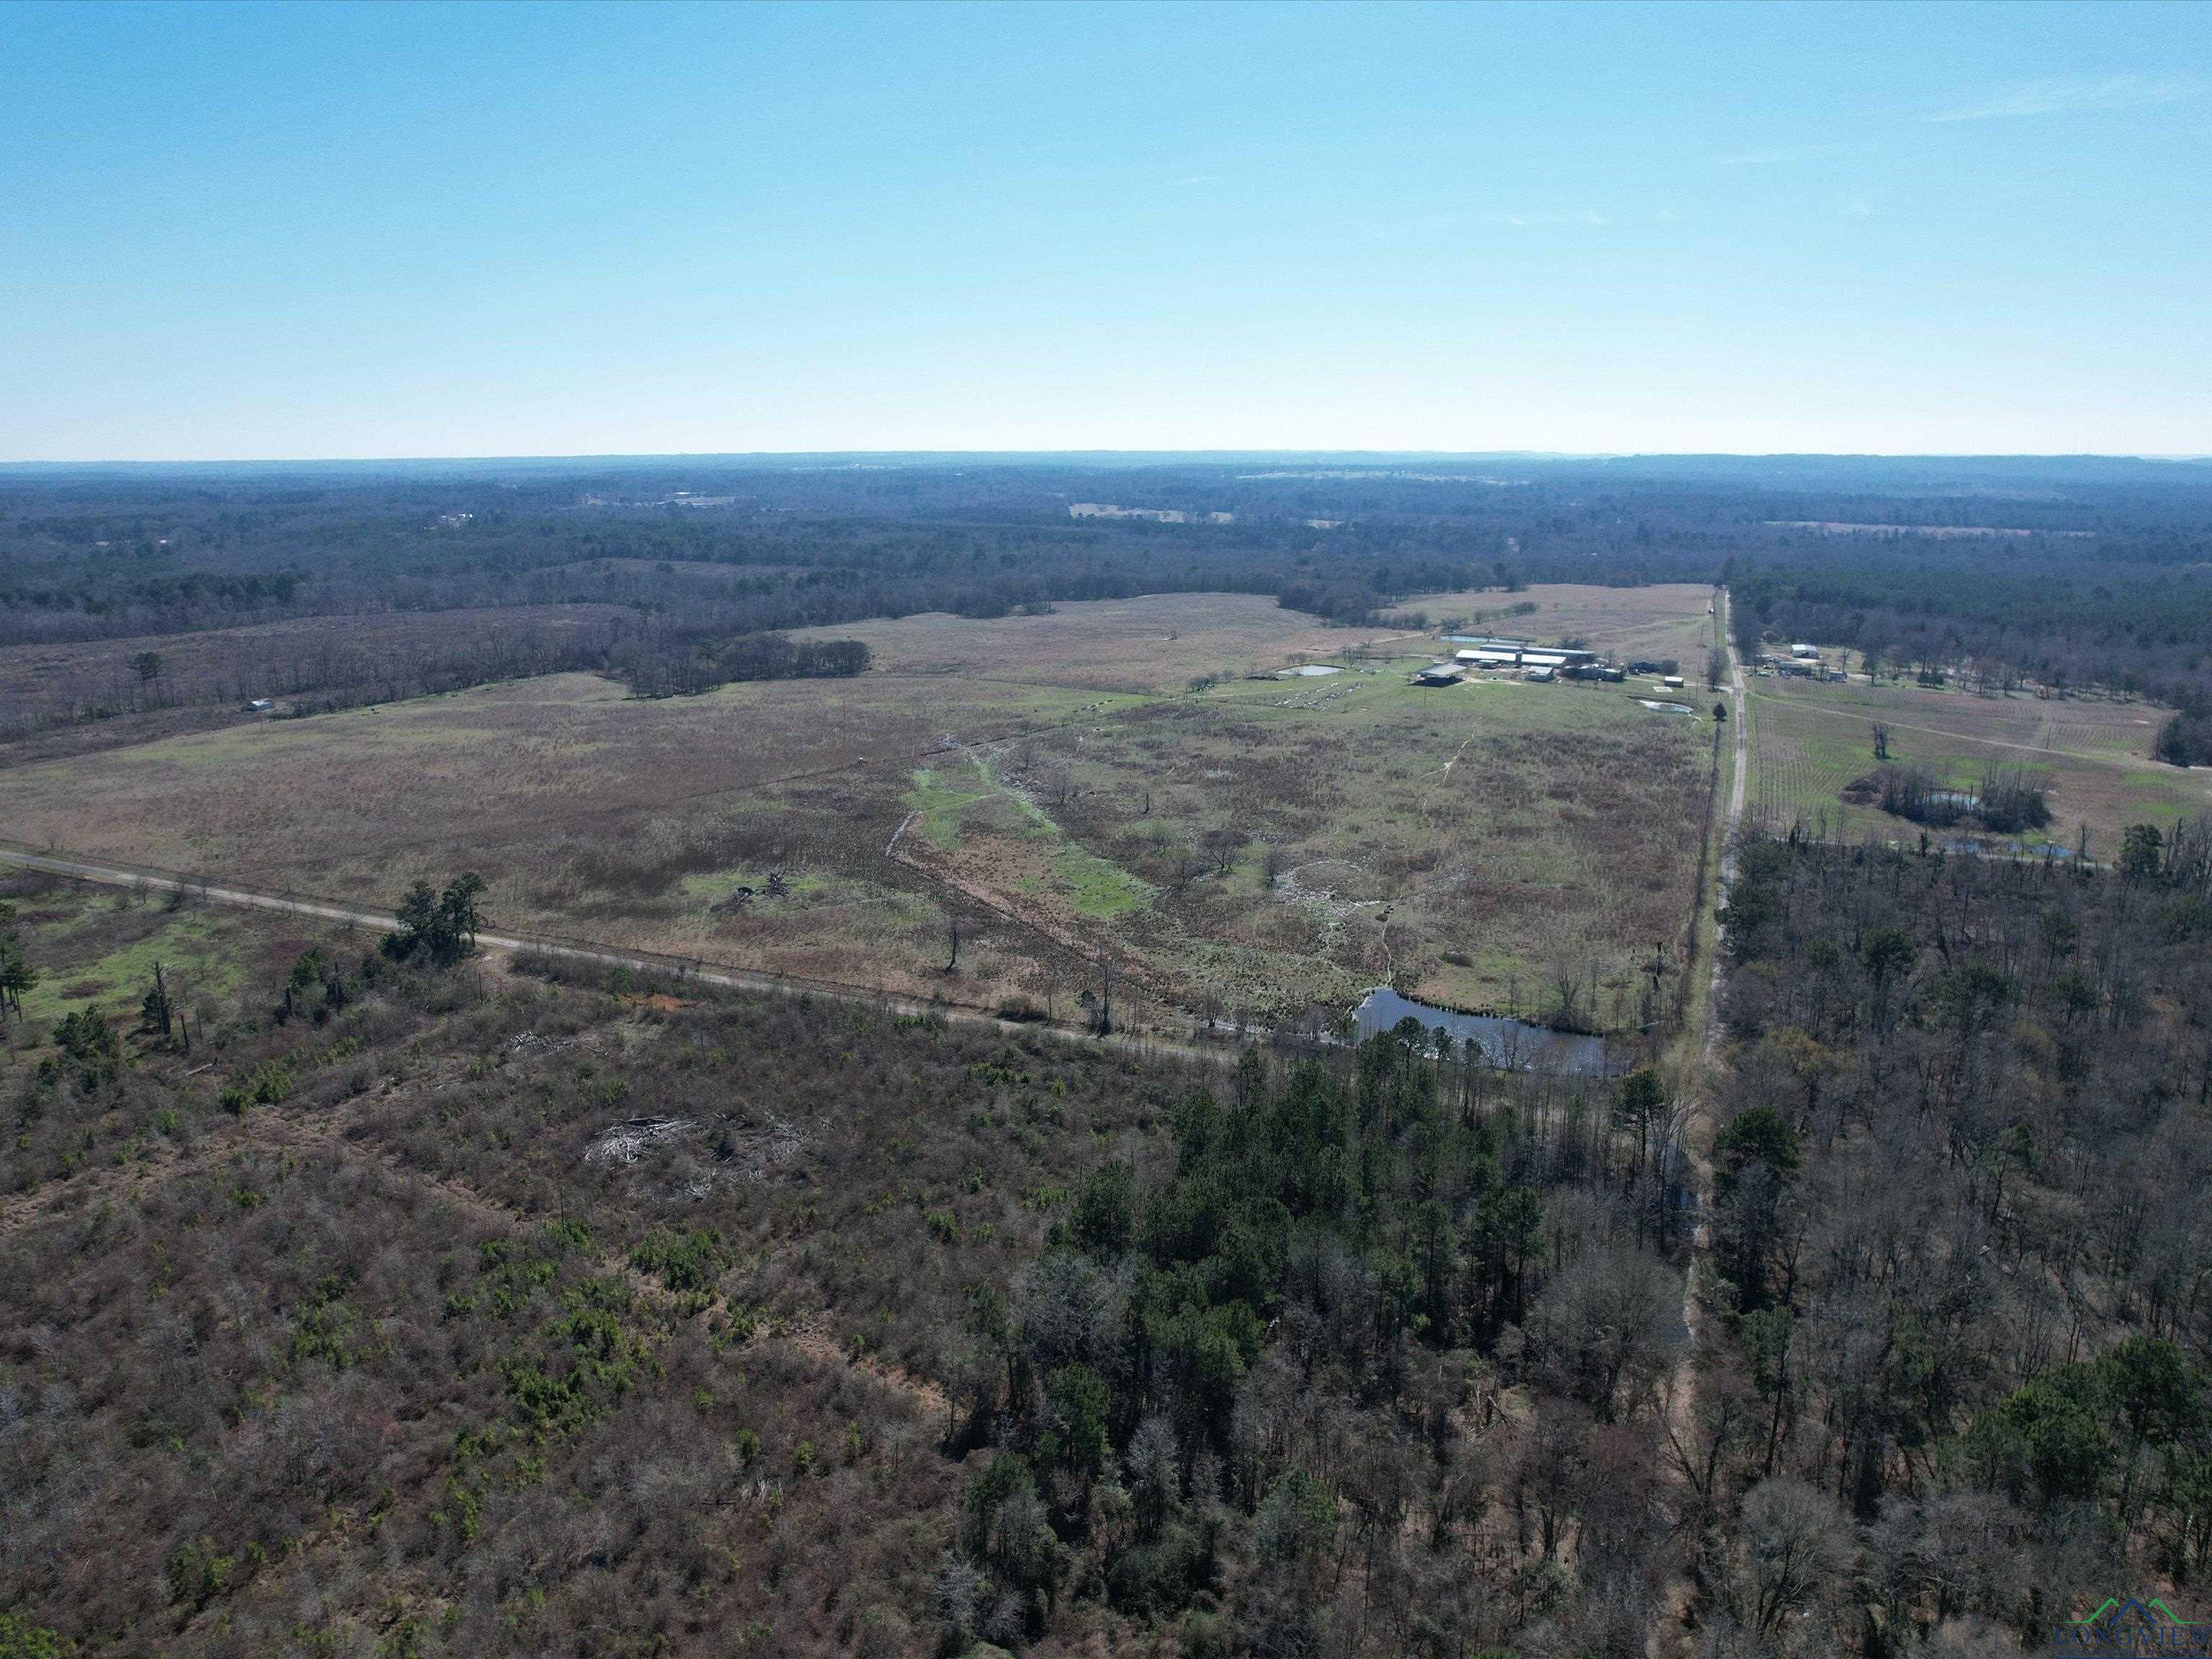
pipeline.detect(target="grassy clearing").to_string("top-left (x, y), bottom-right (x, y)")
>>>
top-left (0, 591), bottom-right (1717, 1031)
top-left (1385, 581), bottom-right (1718, 668)
top-left (1049, 841), bottom-right (1153, 922)
top-left (1744, 673), bottom-right (2212, 849)
top-left (795, 592), bottom-right (1426, 695)
top-left (907, 761), bottom-right (996, 850)
top-left (3, 878), bottom-right (276, 1037)
top-left (674, 867), bottom-right (831, 907)
top-left (906, 750), bottom-right (1155, 924)
top-left (932, 645), bottom-right (1712, 1020)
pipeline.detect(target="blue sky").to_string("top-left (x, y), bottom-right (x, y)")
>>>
top-left (1, 1), bottom-right (2206, 460)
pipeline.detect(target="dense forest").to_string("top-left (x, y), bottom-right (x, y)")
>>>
top-left (938, 1028), bottom-right (1700, 1656)
top-left (7, 457), bottom-right (2211, 722)
top-left (1701, 822), bottom-right (2212, 1650)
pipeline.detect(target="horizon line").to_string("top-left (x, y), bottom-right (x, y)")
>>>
top-left (4, 447), bottom-right (2211, 472)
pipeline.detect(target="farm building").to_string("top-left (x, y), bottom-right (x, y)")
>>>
top-left (1790, 643), bottom-right (1820, 659)
top-left (1443, 634), bottom-right (1538, 652)
top-left (1449, 642), bottom-right (1597, 669)
top-left (1413, 666), bottom-right (1464, 688)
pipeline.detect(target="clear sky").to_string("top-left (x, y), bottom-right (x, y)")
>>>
top-left (2, 0), bottom-right (2207, 461)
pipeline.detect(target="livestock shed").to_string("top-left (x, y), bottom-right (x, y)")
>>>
top-left (1443, 634), bottom-right (1537, 652)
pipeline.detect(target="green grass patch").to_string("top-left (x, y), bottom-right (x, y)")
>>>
top-left (909, 752), bottom-right (1155, 922)
top-left (1051, 843), bottom-right (1151, 921)
top-left (907, 763), bottom-right (995, 851)
top-left (676, 868), bottom-right (831, 907)
top-left (14, 900), bottom-right (251, 1028)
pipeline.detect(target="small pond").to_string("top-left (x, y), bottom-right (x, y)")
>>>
top-left (1286, 664), bottom-right (1342, 677)
top-left (1637, 699), bottom-right (1696, 716)
top-left (1934, 837), bottom-right (2077, 860)
top-left (1353, 986), bottom-right (1613, 1076)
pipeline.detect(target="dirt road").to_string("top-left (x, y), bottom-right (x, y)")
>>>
top-left (1651, 590), bottom-right (1742, 1656)
top-left (0, 842), bottom-right (1236, 1070)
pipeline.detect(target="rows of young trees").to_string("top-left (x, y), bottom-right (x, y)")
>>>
top-left (0, 608), bottom-right (873, 745)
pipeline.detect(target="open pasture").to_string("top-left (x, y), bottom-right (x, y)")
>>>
top-left (0, 668), bottom-right (1094, 1008)
top-left (1388, 581), bottom-right (1719, 667)
top-left (941, 658), bottom-right (1713, 1024)
top-left (798, 591), bottom-right (1428, 694)
top-left (0, 590), bottom-right (1714, 1030)
top-left (1745, 673), bottom-right (2211, 850)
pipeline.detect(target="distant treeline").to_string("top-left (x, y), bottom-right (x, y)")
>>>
top-left (6, 462), bottom-right (2211, 719)
top-left (0, 608), bottom-right (632, 742)
top-left (1727, 548), bottom-right (2212, 716)
top-left (611, 629), bottom-right (869, 699)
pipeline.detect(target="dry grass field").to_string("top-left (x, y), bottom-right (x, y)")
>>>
top-left (1386, 581), bottom-right (1719, 667)
top-left (0, 591), bottom-right (1715, 1032)
top-left (798, 591), bottom-right (1430, 693)
top-left (1743, 671), bottom-right (2212, 851)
